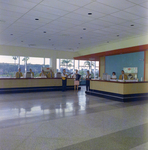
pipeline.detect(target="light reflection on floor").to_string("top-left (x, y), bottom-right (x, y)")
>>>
top-left (0, 86), bottom-right (89, 122)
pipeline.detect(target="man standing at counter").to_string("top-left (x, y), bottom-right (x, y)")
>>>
top-left (16, 68), bottom-right (23, 78)
top-left (29, 69), bottom-right (34, 78)
top-left (119, 70), bottom-right (128, 80)
top-left (61, 69), bottom-right (67, 92)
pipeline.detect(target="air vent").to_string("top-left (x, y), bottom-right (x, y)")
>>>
top-left (28, 44), bottom-right (36, 46)
top-left (61, 34), bottom-right (70, 36)
top-left (0, 20), bottom-right (5, 23)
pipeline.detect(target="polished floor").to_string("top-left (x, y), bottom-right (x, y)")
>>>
top-left (0, 86), bottom-right (148, 150)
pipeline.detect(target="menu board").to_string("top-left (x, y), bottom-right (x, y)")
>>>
top-left (123, 67), bottom-right (138, 73)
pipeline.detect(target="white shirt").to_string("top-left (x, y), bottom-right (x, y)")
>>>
top-left (112, 75), bottom-right (117, 79)
top-left (61, 73), bottom-right (67, 77)
top-left (86, 74), bottom-right (91, 79)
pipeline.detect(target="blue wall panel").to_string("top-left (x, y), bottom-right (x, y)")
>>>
top-left (105, 52), bottom-right (144, 80)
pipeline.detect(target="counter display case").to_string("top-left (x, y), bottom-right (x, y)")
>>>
top-left (86, 80), bottom-right (148, 102)
top-left (0, 78), bottom-right (76, 94)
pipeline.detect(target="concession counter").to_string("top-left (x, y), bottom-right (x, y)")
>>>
top-left (0, 78), bottom-right (76, 94)
top-left (86, 80), bottom-right (148, 102)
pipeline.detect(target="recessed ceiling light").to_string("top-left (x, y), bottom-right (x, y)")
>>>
top-left (10, 34), bottom-right (13, 35)
top-left (83, 28), bottom-right (86, 30)
top-left (35, 18), bottom-right (39, 20)
top-left (88, 13), bottom-right (92, 15)
top-left (43, 31), bottom-right (46, 33)
top-left (131, 24), bottom-right (134, 26)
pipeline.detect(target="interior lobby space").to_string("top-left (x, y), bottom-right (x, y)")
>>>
top-left (1, 0), bottom-right (148, 150)
top-left (0, 87), bottom-right (148, 150)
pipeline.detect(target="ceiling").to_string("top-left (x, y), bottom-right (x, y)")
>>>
top-left (0, 0), bottom-right (148, 52)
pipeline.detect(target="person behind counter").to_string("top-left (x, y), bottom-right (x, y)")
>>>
top-left (86, 70), bottom-right (91, 91)
top-left (72, 70), bottom-right (81, 91)
top-left (61, 69), bottom-right (67, 92)
top-left (39, 70), bottom-right (46, 77)
top-left (29, 69), bottom-right (34, 78)
top-left (119, 70), bottom-right (128, 80)
top-left (16, 68), bottom-right (23, 78)
top-left (111, 72), bottom-right (117, 79)
top-left (47, 68), bottom-right (54, 78)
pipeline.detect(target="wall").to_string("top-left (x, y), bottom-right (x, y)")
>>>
top-left (77, 34), bottom-right (148, 56)
top-left (99, 56), bottom-right (105, 78)
top-left (105, 52), bottom-right (144, 80)
top-left (0, 45), bottom-right (78, 59)
top-left (145, 51), bottom-right (148, 81)
top-left (0, 45), bottom-right (79, 72)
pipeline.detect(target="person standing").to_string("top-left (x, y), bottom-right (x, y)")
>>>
top-left (29, 69), bottom-right (34, 78)
top-left (16, 68), bottom-right (23, 78)
top-left (111, 72), bottom-right (117, 79)
top-left (119, 70), bottom-right (128, 80)
top-left (61, 69), bottom-right (67, 92)
top-left (86, 70), bottom-right (91, 91)
top-left (73, 70), bottom-right (81, 91)
top-left (39, 70), bottom-right (46, 77)
top-left (47, 68), bottom-right (54, 78)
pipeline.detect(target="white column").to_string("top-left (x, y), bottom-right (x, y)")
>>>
top-left (73, 60), bottom-right (75, 72)
top-left (43, 58), bottom-right (45, 67)
top-left (25, 57), bottom-right (27, 74)
top-left (59, 59), bottom-right (60, 72)
top-left (94, 61), bottom-right (96, 79)
top-left (50, 53), bottom-right (57, 73)
top-left (18, 56), bottom-right (20, 69)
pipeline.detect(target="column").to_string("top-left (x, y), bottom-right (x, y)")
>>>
top-left (25, 57), bottom-right (27, 74)
top-left (43, 58), bottom-right (45, 67)
top-left (94, 61), bottom-right (96, 79)
top-left (50, 52), bottom-right (57, 73)
top-left (18, 56), bottom-right (20, 69)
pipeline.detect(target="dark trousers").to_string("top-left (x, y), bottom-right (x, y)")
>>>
top-left (62, 80), bottom-right (67, 91)
top-left (86, 80), bottom-right (90, 91)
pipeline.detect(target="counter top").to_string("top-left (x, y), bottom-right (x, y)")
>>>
top-left (91, 80), bottom-right (147, 83)
top-left (0, 78), bottom-right (74, 80)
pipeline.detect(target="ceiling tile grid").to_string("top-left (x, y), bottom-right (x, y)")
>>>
top-left (0, 0), bottom-right (148, 51)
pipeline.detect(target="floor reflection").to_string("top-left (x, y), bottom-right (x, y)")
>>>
top-left (0, 87), bottom-right (90, 122)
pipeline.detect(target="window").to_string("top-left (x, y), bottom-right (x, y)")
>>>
top-left (57, 59), bottom-right (74, 73)
top-left (45, 58), bottom-right (50, 68)
top-left (27, 57), bottom-right (44, 77)
top-left (0, 55), bottom-right (18, 78)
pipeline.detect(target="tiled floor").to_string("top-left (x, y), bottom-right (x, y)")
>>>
top-left (0, 86), bottom-right (148, 150)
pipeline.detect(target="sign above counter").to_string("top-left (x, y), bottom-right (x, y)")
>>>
top-left (123, 67), bottom-right (138, 73)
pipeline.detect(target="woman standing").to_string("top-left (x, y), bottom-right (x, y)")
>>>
top-left (86, 70), bottom-right (91, 91)
top-left (73, 70), bottom-right (81, 91)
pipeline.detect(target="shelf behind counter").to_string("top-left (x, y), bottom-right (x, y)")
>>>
top-left (0, 78), bottom-right (76, 94)
top-left (86, 80), bottom-right (148, 102)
